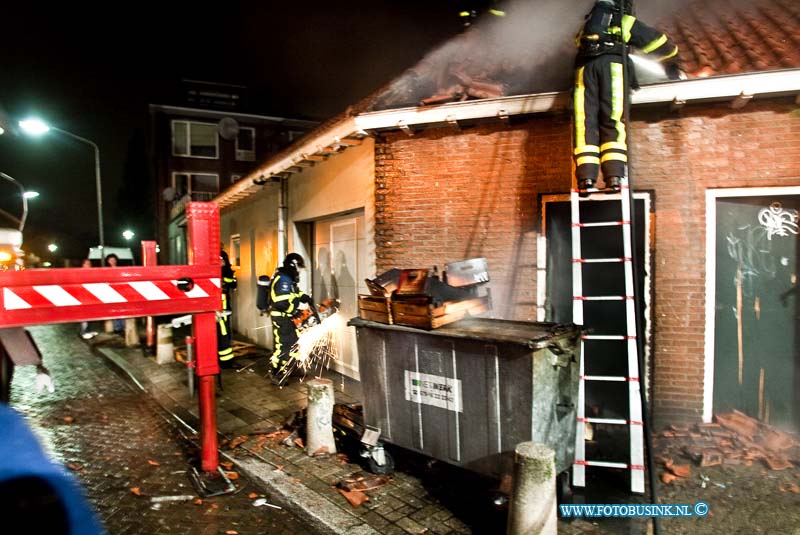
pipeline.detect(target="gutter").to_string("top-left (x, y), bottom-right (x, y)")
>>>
top-left (213, 68), bottom-right (800, 209)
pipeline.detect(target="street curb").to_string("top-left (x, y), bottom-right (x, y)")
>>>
top-left (94, 345), bottom-right (379, 535)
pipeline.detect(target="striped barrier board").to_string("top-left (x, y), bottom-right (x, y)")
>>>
top-left (0, 265), bottom-right (221, 329)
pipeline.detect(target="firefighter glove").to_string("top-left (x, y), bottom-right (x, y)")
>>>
top-left (664, 62), bottom-right (683, 81)
top-left (35, 365), bottom-right (55, 393)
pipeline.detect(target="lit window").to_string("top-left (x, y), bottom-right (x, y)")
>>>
top-left (236, 127), bottom-right (255, 161)
top-left (230, 234), bottom-right (241, 267)
top-left (172, 121), bottom-right (219, 158)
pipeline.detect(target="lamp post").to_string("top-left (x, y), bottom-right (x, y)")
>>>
top-left (0, 171), bottom-right (29, 232)
top-left (19, 118), bottom-right (105, 263)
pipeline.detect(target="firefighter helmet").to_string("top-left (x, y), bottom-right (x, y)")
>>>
top-left (597, 0), bottom-right (633, 14)
top-left (283, 253), bottom-right (306, 271)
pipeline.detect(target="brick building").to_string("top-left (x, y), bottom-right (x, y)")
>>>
top-left (213, 0), bottom-right (800, 429)
top-left (149, 80), bottom-right (316, 265)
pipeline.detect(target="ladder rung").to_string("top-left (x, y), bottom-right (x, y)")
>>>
top-left (582, 375), bottom-right (627, 382)
top-left (582, 334), bottom-right (635, 340)
top-left (574, 295), bottom-right (633, 301)
top-left (575, 460), bottom-right (644, 470)
top-left (583, 417), bottom-right (628, 425)
top-left (573, 257), bottom-right (631, 263)
top-left (572, 221), bottom-right (630, 228)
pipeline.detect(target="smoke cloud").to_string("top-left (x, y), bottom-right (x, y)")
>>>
top-left (370, 0), bottom-right (702, 111)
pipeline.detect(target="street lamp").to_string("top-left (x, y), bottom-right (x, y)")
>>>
top-left (19, 117), bottom-right (105, 263)
top-left (23, 190), bottom-right (40, 199)
top-left (47, 243), bottom-right (58, 253)
top-left (122, 229), bottom-right (135, 241)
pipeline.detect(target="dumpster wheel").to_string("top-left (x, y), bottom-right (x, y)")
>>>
top-left (363, 443), bottom-right (395, 475)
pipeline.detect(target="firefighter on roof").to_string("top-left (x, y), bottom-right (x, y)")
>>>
top-left (218, 248), bottom-right (237, 367)
top-left (573, 0), bottom-right (681, 193)
top-left (268, 253), bottom-right (319, 384)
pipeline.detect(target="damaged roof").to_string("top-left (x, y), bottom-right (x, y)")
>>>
top-left (666, 0), bottom-right (800, 77)
top-left (213, 0), bottom-right (800, 209)
top-left (367, 0), bottom-right (800, 111)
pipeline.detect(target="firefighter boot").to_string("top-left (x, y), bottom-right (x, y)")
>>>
top-left (605, 176), bottom-right (621, 191)
top-left (577, 178), bottom-right (594, 197)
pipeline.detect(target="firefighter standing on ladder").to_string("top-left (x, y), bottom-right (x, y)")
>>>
top-left (268, 253), bottom-right (319, 385)
top-left (573, 0), bottom-right (681, 193)
top-left (218, 248), bottom-right (237, 367)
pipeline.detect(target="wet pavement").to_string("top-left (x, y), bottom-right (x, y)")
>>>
top-left (7, 323), bottom-right (798, 535)
top-left (8, 324), bottom-right (319, 535)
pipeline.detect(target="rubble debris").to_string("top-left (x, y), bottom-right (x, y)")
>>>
top-left (336, 472), bottom-right (391, 492)
top-left (228, 435), bottom-right (249, 449)
top-left (150, 495), bottom-right (195, 503)
top-left (655, 411), bottom-right (800, 472)
top-left (337, 488), bottom-right (370, 507)
top-left (294, 437), bottom-right (304, 449)
top-left (225, 471), bottom-right (239, 480)
top-left (661, 472), bottom-right (679, 484)
top-left (700, 451), bottom-right (723, 467)
top-left (248, 492), bottom-right (259, 499)
top-left (220, 461), bottom-right (234, 470)
top-left (281, 430), bottom-right (299, 447)
top-left (130, 487), bottom-right (142, 496)
top-left (312, 445), bottom-right (329, 456)
top-left (193, 498), bottom-right (203, 505)
top-left (66, 462), bottom-right (83, 472)
top-left (63, 416), bottom-right (75, 424)
top-left (147, 459), bottom-right (160, 466)
top-left (670, 464), bottom-right (692, 478)
top-left (778, 483), bottom-right (800, 494)
top-left (253, 498), bottom-right (282, 509)
top-left (764, 457), bottom-right (793, 471)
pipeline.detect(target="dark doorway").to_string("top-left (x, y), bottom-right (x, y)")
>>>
top-left (541, 193), bottom-right (652, 421)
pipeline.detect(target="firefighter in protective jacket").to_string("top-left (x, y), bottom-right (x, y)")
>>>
top-left (218, 249), bottom-right (237, 366)
top-left (574, 0), bottom-right (680, 192)
top-left (269, 253), bottom-right (319, 381)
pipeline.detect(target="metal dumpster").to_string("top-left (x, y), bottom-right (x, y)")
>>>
top-left (348, 317), bottom-right (581, 478)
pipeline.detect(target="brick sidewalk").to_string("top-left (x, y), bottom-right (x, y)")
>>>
top-left (91, 334), bottom-right (480, 535)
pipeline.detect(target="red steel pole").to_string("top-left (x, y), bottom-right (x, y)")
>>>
top-left (185, 203), bottom-right (221, 473)
top-left (142, 241), bottom-right (158, 353)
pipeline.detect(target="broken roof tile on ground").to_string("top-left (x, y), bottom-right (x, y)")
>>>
top-left (656, 410), bottom-right (800, 473)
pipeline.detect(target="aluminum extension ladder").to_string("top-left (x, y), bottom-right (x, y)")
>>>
top-left (570, 177), bottom-right (645, 494)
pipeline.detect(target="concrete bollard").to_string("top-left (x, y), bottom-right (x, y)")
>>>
top-left (104, 319), bottom-right (114, 333)
top-left (124, 318), bottom-right (139, 347)
top-left (155, 324), bottom-right (174, 365)
top-left (506, 442), bottom-right (557, 535)
top-left (305, 378), bottom-right (337, 457)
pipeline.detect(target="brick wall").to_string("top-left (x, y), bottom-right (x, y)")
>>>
top-left (373, 97), bottom-right (800, 423)
top-left (374, 115), bottom-right (573, 320)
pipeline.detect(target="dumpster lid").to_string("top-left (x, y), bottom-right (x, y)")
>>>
top-left (348, 317), bottom-right (580, 349)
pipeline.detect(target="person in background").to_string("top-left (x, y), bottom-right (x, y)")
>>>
top-left (79, 259), bottom-right (98, 340)
top-left (104, 254), bottom-right (125, 333)
top-left (217, 248), bottom-right (237, 367)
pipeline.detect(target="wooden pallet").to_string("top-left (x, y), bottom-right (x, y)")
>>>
top-left (391, 295), bottom-right (490, 330)
top-left (358, 294), bottom-right (393, 325)
top-left (174, 340), bottom-right (262, 363)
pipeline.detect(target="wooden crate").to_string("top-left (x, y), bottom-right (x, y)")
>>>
top-left (391, 295), bottom-right (491, 330)
top-left (358, 294), bottom-right (393, 324)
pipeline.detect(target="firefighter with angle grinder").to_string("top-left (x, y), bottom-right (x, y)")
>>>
top-left (573, 0), bottom-right (681, 194)
top-left (260, 253), bottom-right (320, 385)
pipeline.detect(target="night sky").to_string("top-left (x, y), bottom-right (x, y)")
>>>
top-left (0, 1), bottom-right (463, 261)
